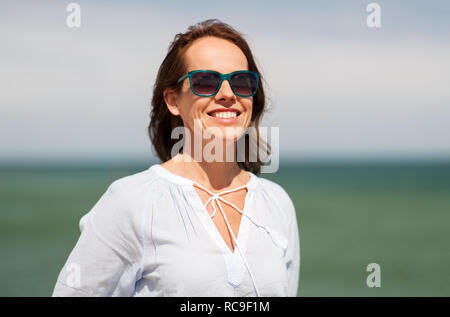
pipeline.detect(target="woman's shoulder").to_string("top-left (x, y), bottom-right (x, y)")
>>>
top-left (254, 175), bottom-right (292, 199)
top-left (108, 164), bottom-right (159, 190)
top-left (83, 164), bottom-right (170, 223)
top-left (105, 164), bottom-right (174, 201)
top-left (253, 174), bottom-right (296, 215)
top-left (79, 164), bottom-right (173, 235)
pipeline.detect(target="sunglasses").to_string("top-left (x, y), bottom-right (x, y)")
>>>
top-left (176, 70), bottom-right (259, 97)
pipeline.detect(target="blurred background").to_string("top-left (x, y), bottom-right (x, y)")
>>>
top-left (1, 0), bottom-right (449, 296)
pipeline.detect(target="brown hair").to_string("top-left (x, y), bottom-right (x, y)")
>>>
top-left (148, 19), bottom-right (269, 175)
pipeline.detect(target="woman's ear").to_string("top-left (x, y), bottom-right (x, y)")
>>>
top-left (163, 88), bottom-right (181, 116)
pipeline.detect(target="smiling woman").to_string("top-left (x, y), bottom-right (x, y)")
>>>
top-left (52, 19), bottom-right (300, 297)
top-left (151, 21), bottom-right (267, 174)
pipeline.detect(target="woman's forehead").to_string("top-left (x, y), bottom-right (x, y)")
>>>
top-left (184, 37), bottom-right (248, 72)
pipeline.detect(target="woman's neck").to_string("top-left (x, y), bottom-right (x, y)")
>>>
top-left (161, 153), bottom-right (249, 191)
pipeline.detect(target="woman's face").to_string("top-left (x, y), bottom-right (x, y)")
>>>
top-left (165, 36), bottom-right (253, 144)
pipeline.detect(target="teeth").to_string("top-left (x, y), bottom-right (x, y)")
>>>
top-left (212, 111), bottom-right (237, 118)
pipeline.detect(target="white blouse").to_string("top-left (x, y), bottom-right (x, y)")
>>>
top-left (52, 164), bottom-right (300, 297)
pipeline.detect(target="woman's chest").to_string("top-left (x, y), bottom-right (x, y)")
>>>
top-left (138, 196), bottom-right (289, 296)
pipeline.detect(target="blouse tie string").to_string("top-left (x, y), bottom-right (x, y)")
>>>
top-left (194, 182), bottom-right (261, 297)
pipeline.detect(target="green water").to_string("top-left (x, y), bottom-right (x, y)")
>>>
top-left (1, 161), bottom-right (449, 296)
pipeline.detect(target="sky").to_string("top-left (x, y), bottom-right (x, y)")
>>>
top-left (1, 0), bottom-right (449, 164)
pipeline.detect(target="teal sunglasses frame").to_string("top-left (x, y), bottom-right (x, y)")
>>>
top-left (176, 70), bottom-right (259, 97)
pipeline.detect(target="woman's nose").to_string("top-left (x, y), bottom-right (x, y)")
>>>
top-left (215, 79), bottom-right (235, 101)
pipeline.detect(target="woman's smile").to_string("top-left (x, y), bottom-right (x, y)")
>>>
top-left (206, 108), bottom-right (242, 124)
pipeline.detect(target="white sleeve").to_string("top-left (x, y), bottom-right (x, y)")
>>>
top-left (272, 183), bottom-right (300, 297)
top-left (52, 182), bottom-right (145, 297)
top-left (260, 179), bottom-right (301, 297)
top-left (285, 198), bottom-right (300, 297)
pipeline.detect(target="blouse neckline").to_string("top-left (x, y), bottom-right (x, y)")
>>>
top-left (150, 163), bottom-right (259, 294)
top-left (149, 163), bottom-right (258, 191)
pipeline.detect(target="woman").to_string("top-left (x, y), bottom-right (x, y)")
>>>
top-left (52, 19), bottom-right (300, 297)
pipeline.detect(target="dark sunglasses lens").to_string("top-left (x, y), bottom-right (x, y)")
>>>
top-left (191, 72), bottom-right (221, 95)
top-left (230, 72), bottom-right (257, 96)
